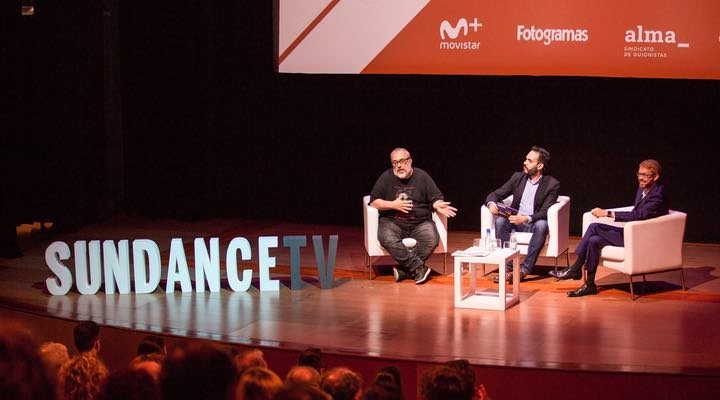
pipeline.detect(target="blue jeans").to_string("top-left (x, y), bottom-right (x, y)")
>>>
top-left (494, 216), bottom-right (549, 274)
top-left (378, 218), bottom-right (439, 273)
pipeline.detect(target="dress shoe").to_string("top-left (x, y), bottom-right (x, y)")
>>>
top-left (548, 266), bottom-right (582, 280)
top-left (392, 267), bottom-right (408, 282)
top-left (567, 283), bottom-right (598, 297)
top-left (493, 270), bottom-right (527, 283)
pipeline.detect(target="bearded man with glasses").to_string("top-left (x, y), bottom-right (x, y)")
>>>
top-left (550, 159), bottom-right (669, 297)
top-left (368, 147), bottom-right (457, 284)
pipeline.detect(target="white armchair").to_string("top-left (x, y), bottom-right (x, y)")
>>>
top-left (582, 208), bottom-right (687, 300)
top-left (363, 195), bottom-right (448, 279)
top-left (481, 195), bottom-right (571, 274)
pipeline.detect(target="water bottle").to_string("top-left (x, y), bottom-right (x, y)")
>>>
top-left (509, 229), bottom-right (518, 250)
top-left (485, 228), bottom-right (492, 250)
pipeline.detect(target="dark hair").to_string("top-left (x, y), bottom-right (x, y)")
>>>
top-left (137, 335), bottom-right (165, 356)
top-left (420, 365), bottom-right (470, 400)
top-left (362, 382), bottom-right (402, 400)
top-left (444, 359), bottom-right (475, 399)
top-left (376, 366), bottom-right (401, 391)
top-left (73, 320), bottom-right (100, 352)
top-left (531, 146), bottom-right (550, 168)
top-left (97, 369), bottom-right (161, 400)
top-left (160, 341), bottom-right (237, 400)
top-left (298, 347), bottom-right (324, 372)
top-left (274, 382), bottom-right (331, 400)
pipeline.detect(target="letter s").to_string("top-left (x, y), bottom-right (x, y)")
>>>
top-left (45, 241), bottom-right (73, 295)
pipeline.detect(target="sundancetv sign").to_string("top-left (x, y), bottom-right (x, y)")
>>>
top-left (44, 235), bottom-right (338, 295)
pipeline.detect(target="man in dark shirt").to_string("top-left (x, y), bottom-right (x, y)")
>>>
top-left (369, 148), bottom-right (457, 284)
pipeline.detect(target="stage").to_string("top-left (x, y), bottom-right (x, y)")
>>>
top-left (1, 216), bottom-right (720, 399)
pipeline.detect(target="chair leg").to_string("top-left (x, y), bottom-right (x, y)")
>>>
top-left (443, 253), bottom-right (447, 275)
top-left (680, 268), bottom-right (686, 291)
top-left (629, 276), bottom-right (636, 300)
top-left (366, 254), bottom-right (375, 280)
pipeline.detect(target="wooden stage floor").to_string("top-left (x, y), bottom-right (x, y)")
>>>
top-left (2, 216), bottom-right (720, 378)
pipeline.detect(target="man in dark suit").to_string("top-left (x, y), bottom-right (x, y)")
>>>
top-left (486, 146), bottom-right (560, 283)
top-left (551, 159), bottom-right (669, 297)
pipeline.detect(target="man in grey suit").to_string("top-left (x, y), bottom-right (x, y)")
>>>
top-left (485, 146), bottom-right (560, 283)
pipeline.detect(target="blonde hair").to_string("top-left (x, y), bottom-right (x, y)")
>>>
top-left (57, 353), bottom-right (108, 400)
top-left (236, 367), bottom-right (283, 400)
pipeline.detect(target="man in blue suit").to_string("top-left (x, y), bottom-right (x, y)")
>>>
top-left (550, 159), bottom-right (669, 297)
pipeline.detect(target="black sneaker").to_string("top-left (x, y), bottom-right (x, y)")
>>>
top-left (393, 267), bottom-right (408, 282)
top-left (414, 265), bottom-right (432, 284)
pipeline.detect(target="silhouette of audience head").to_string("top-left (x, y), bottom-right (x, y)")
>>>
top-left (73, 320), bottom-right (100, 354)
top-left (286, 365), bottom-right (321, 387)
top-left (97, 369), bottom-right (160, 400)
top-left (320, 366), bottom-right (363, 400)
top-left (39, 341), bottom-right (70, 383)
top-left (298, 347), bottom-right (325, 374)
top-left (235, 347), bottom-right (268, 376)
top-left (136, 335), bottom-right (166, 357)
top-left (129, 352), bottom-right (164, 382)
top-left (420, 365), bottom-right (470, 400)
top-left (236, 366), bottom-right (283, 400)
top-left (275, 382), bottom-right (332, 400)
top-left (160, 341), bottom-right (237, 400)
top-left (362, 382), bottom-right (402, 400)
top-left (0, 321), bottom-right (55, 400)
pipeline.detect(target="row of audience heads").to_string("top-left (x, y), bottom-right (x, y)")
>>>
top-left (1, 319), bottom-right (484, 400)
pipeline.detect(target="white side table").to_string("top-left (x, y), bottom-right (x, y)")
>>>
top-left (453, 248), bottom-right (520, 311)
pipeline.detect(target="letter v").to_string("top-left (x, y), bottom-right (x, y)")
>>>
top-left (312, 235), bottom-right (338, 289)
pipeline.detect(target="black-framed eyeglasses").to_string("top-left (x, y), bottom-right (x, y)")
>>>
top-left (391, 157), bottom-right (411, 167)
top-left (636, 172), bottom-right (655, 178)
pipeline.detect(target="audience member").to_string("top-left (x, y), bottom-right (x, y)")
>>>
top-left (420, 365), bottom-right (469, 400)
top-left (236, 347), bottom-right (269, 376)
top-left (160, 341), bottom-right (237, 400)
top-left (73, 320), bottom-right (101, 354)
top-left (136, 334), bottom-right (166, 356)
top-left (361, 383), bottom-right (402, 400)
top-left (235, 366), bottom-right (283, 400)
top-left (375, 365), bottom-right (402, 393)
top-left (0, 321), bottom-right (55, 400)
top-left (57, 352), bottom-right (109, 400)
top-left (286, 365), bottom-right (322, 387)
top-left (274, 382), bottom-right (332, 400)
top-left (39, 341), bottom-right (70, 383)
top-left (444, 359), bottom-right (487, 400)
top-left (97, 368), bottom-right (161, 400)
top-left (320, 366), bottom-right (363, 400)
top-left (298, 347), bottom-right (325, 374)
top-left (129, 352), bottom-right (164, 382)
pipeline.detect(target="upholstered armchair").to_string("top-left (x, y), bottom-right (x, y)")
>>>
top-left (582, 208), bottom-right (687, 300)
top-left (480, 195), bottom-right (571, 274)
top-left (363, 195), bottom-right (448, 279)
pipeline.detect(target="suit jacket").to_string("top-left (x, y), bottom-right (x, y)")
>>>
top-left (614, 182), bottom-right (668, 222)
top-left (485, 172), bottom-right (560, 222)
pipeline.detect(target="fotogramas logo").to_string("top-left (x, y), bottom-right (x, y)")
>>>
top-left (439, 17), bottom-right (483, 50)
top-left (516, 25), bottom-right (589, 45)
top-left (623, 25), bottom-right (690, 59)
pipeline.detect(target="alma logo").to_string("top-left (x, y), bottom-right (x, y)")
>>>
top-left (440, 18), bottom-right (482, 40)
top-left (625, 25), bottom-right (689, 48)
